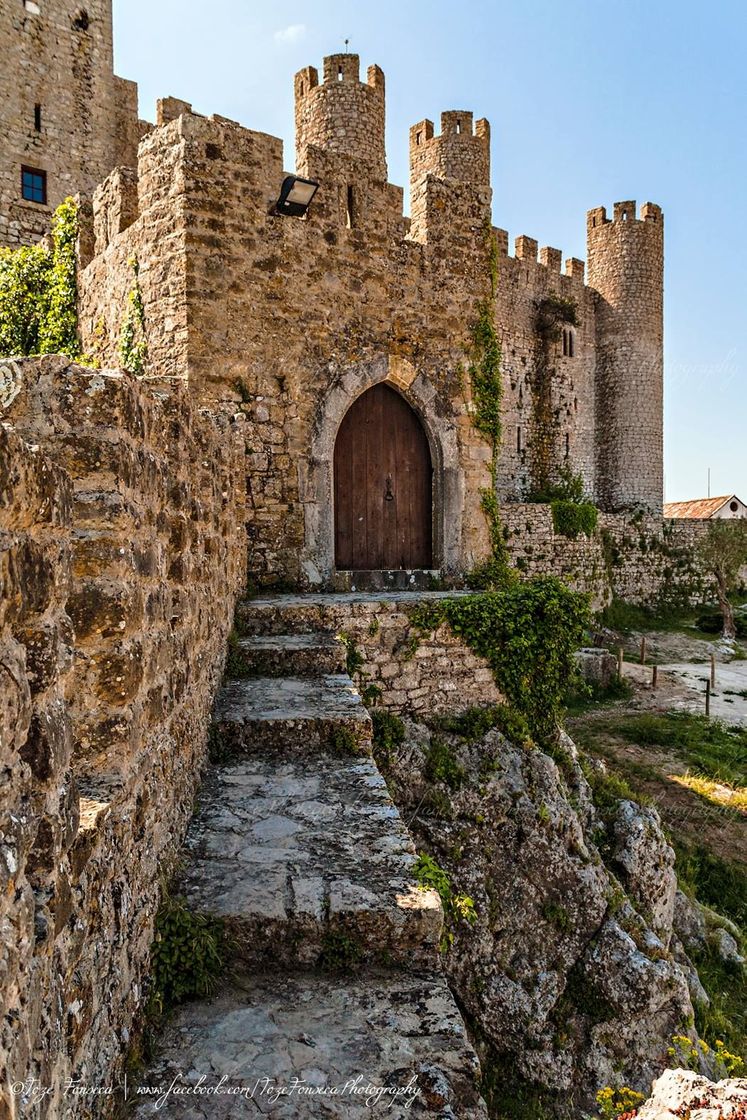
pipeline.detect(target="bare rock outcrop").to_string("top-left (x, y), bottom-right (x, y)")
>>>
top-left (375, 719), bottom-right (700, 1114)
top-left (636, 1068), bottom-right (747, 1118)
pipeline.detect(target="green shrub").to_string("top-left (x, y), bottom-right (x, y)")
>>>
top-left (371, 709), bottom-right (406, 766)
top-left (431, 703), bottom-right (533, 749)
top-left (119, 256), bottom-right (148, 374)
top-left (551, 499), bottom-right (598, 538)
top-left (424, 736), bottom-right (466, 790)
top-left (410, 578), bottom-right (590, 742)
top-left (0, 198), bottom-right (80, 358)
top-left (413, 852), bottom-right (476, 950)
top-left (329, 726), bottom-right (359, 755)
top-left (149, 892), bottom-right (225, 1014)
top-left (595, 1086), bottom-right (646, 1119)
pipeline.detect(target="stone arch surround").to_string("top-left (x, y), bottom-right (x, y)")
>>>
top-left (302, 356), bottom-right (465, 586)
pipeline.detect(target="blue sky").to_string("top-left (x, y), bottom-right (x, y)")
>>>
top-left (114, 0), bottom-right (746, 503)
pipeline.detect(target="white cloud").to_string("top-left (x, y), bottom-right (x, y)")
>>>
top-left (274, 24), bottom-right (306, 45)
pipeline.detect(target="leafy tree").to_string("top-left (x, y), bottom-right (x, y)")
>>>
top-left (698, 519), bottom-right (747, 639)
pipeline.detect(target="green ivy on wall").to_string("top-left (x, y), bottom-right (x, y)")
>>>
top-left (551, 498), bottom-right (598, 538)
top-left (0, 197), bottom-right (80, 358)
top-left (119, 256), bottom-right (148, 375)
top-left (527, 467), bottom-right (599, 539)
top-left (409, 576), bottom-right (591, 741)
top-left (466, 221), bottom-right (512, 588)
top-left (530, 293), bottom-right (579, 496)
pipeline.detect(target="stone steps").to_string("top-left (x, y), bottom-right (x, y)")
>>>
top-left (213, 675), bottom-right (372, 758)
top-left (236, 589), bottom-right (463, 637)
top-left (229, 633), bottom-right (346, 678)
top-left (134, 596), bottom-right (488, 1115)
top-left (179, 751), bottom-right (442, 968)
top-left (132, 969), bottom-right (488, 1119)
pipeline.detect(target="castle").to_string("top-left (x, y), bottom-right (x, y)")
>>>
top-left (1, 6), bottom-right (734, 1117)
top-left (2, 0), bottom-right (669, 593)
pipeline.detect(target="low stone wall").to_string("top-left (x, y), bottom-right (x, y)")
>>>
top-left (502, 503), bottom-right (715, 610)
top-left (240, 592), bottom-right (502, 714)
top-left (342, 602), bottom-right (502, 714)
top-left (0, 358), bottom-right (245, 1118)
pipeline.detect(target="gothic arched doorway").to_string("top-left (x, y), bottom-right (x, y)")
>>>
top-left (334, 383), bottom-right (433, 570)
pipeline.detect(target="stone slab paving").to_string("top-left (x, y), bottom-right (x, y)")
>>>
top-left (214, 676), bottom-right (372, 756)
top-left (235, 634), bottom-right (346, 677)
top-left (134, 600), bottom-right (488, 1116)
top-left (662, 659), bottom-right (747, 725)
top-left (132, 970), bottom-right (488, 1119)
top-left (180, 753), bottom-right (442, 966)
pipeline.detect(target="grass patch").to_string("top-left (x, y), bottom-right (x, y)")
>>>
top-left (564, 674), bottom-right (633, 716)
top-left (673, 839), bottom-right (747, 930)
top-left (429, 703), bottom-right (533, 749)
top-left (600, 597), bottom-right (707, 636)
top-left (691, 946), bottom-right (747, 1062)
top-left (610, 712), bottom-right (747, 789)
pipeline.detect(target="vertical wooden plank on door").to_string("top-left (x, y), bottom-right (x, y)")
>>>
top-left (334, 403), bottom-right (353, 568)
top-left (369, 384), bottom-right (385, 570)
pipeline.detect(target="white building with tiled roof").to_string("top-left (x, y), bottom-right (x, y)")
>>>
top-left (663, 494), bottom-right (747, 519)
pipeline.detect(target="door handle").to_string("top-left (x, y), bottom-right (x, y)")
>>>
top-left (384, 475), bottom-right (394, 502)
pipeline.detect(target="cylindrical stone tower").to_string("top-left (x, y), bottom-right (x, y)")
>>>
top-left (408, 112), bottom-right (491, 241)
top-left (587, 200), bottom-right (664, 513)
top-left (294, 54), bottom-right (386, 179)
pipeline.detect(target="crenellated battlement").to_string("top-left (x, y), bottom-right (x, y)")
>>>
top-left (294, 54), bottom-right (387, 179)
top-left (587, 199), bottom-right (663, 232)
top-left (490, 228), bottom-right (586, 282)
top-left (409, 111), bottom-right (491, 193)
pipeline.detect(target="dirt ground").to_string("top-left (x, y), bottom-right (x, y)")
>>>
top-left (568, 636), bottom-right (747, 866)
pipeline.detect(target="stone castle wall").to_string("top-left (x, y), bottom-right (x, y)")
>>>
top-left (0, 357), bottom-right (245, 1116)
top-left (502, 503), bottom-right (714, 610)
top-left (75, 57), bottom-right (664, 591)
top-left (0, 0), bottom-right (148, 248)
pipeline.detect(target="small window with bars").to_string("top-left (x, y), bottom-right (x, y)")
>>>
top-left (21, 166), bottom-right (47, 204)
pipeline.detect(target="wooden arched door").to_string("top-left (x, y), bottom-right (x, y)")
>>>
top-left (334, 384), bottom-right (433, 570)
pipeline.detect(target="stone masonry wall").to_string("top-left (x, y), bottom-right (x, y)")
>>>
top-left (237, 593), bottom-right (502, 714)
top-left (0, 0), bottom-right (148, 248)
top-left (587, 202), bottom-right (664, 513)
top-left (502, 502), bottom-right (715, 610)
top-left (0, 357), bottom-right (245, 1118)
top-left (76, 73), bottom-right (645, 590)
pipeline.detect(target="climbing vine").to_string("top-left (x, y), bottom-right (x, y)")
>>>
top-left (409, 577), bottom-right (591, 741)
top-left (0, 197), bottom-right (80, 358)
top-left (465, 220), bottom-right (511, 588)
top-left (119, 256), bottom-right (148, 375)
top-left (530, 293), bottom-right (579, 496)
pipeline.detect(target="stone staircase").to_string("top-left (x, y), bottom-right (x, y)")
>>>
top-left (134, 595), bottom-right (488, 1118)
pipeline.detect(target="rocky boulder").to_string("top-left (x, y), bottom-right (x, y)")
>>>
top-left (375, 718), bottom-right (699, 1114)
top-left (637, 1068), bottom-right (747, 1118)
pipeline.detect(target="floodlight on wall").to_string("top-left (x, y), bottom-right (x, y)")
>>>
top-left (273, 175), bottom-right (319, 217)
